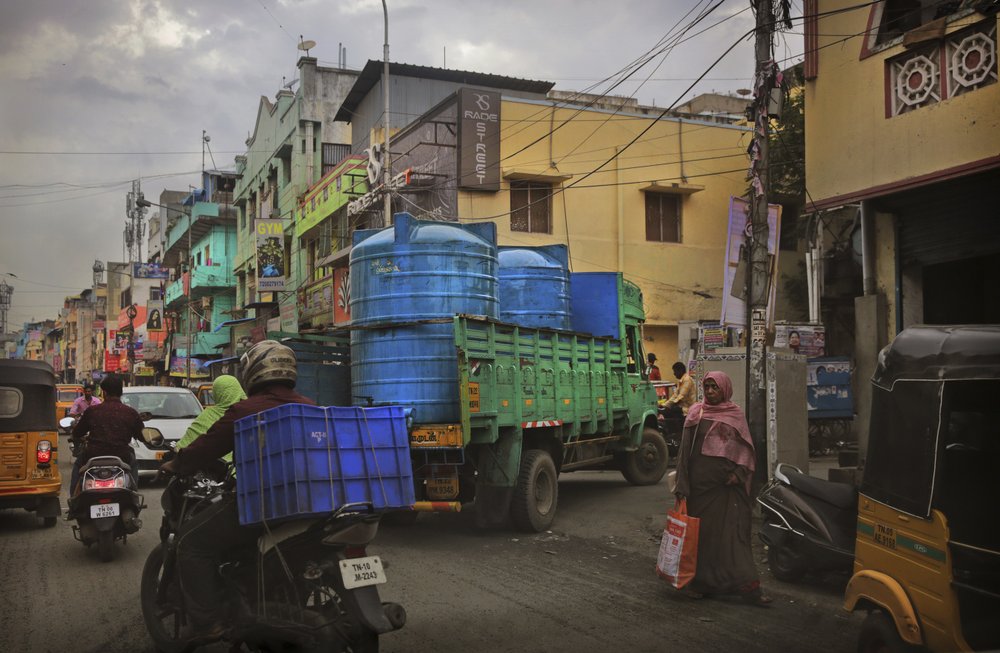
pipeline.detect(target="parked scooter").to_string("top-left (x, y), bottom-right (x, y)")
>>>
top-left (141, 461), bottom-right (406, 652)
top-left (756, 462), bottom-right (857, 581)
top-left (61, 418), bottom-right (145, 562)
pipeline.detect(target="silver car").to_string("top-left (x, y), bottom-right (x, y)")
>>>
top-left (121, 387), bottom-right (202, 480)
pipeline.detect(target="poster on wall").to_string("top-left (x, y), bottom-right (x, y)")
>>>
top-left (334, 267), bottom-right (351, 325)
top-left (775, 323), bottom-right (826, 357)
top-left (720, 196), bottom-right (782, 329)
top-left (146, 300), bottom-right (164, 332)
top-left (255, 218), bottom-right (285, 293)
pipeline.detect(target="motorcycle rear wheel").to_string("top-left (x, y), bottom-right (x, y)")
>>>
top-left (767, 543), bottom-right (805, 582)
top-left (141, 543), bottom-right (194, 653)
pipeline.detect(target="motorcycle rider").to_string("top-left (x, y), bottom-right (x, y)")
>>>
top-left (69, 381), bottom-right (102, 417)
top-left (661, 362), bottom-right (696, 417)
top-left (69, 374), bottom-right (143, 500)
top-left (158, 340), bottom-right (315, 639)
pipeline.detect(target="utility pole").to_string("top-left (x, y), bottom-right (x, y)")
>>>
top-left (747, 0), bottom-right (776, 484)
top-left (381, 0), bottom-right (392, 228)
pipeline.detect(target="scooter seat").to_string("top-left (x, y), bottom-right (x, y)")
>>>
top-left (783, 467), bottom-right (857, 509)
top-left (80, 456), bottom-right (131, 473)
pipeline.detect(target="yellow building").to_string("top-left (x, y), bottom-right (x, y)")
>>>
top-left (336, 64), bottom-right (753, 365)
top-left (803, 1), bottom-right (1000, 447)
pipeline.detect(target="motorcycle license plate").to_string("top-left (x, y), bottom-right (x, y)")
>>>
top-left (339, 555), bottom-right (387, 590)
top-left (90, 503), bottom-right (120, 519)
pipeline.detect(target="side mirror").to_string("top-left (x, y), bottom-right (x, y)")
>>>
top-left (142, 427), bottom-right (164, 447)
top-left (59, 416), bottom-right (75, 430)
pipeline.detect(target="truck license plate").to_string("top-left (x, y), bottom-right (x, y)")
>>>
top-left (339, 555), bottom-right (387, 590)
top-left (90, 503), bottom-right (120, 519)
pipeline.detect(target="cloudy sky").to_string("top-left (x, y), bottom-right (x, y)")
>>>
top-left (0, 0), bottom-right (803, 328)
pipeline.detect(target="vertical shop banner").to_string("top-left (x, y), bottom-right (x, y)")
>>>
top-left (458, 88), bottom-right (501, 190)
top-left (720, 196), bottom-right (782, 329)
top-left (255, 218), bottom-right (285, 292)
top-left (334, 267), bottom-right (351, 325)
top-left (146, 300), bottom-right (165, 332)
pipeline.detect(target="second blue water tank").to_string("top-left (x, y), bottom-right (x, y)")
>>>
top-left (498, 245), bottom-right (571, 331)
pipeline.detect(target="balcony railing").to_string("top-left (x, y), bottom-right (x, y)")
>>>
top-left (191, 260), bottom-right (234, 293)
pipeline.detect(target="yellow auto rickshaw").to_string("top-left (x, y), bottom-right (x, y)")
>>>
top-left (845, 325), bottom-right (1000, 652)
top-left (0, 359), bottom-right (62, 527)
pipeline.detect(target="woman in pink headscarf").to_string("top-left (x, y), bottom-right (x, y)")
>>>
top-left (673, 370), bottom-right (772, 605)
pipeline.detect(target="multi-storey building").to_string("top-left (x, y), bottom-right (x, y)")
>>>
top-left (232, 56), bottom-right (358, 329)
top-left (332, 61), bottom-right (753, 362)
top-left (803, 0), bottom-right (1000, 445)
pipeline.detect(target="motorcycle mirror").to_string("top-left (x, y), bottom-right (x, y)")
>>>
top-left (142, 427), bottom-right (164, 447)
top-left (59, 416), bottom-right (75, 429)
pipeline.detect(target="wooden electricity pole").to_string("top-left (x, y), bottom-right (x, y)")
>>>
top-left (747, 0), bottom-right (776, 484)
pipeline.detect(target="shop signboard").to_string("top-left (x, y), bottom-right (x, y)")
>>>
top-left (255, 218), bottom-right (285, 292)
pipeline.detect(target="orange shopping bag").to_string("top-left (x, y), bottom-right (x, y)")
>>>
top-left (655, 498), bottom-right (700, 588)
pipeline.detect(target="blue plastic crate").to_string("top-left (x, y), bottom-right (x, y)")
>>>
top-left (234, 403), bottom-right (415, 526)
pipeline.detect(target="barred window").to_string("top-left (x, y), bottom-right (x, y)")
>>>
top-left (510, 181), bottom-right (552, 233)
top-left (645, 193), bottom-right (681, 243)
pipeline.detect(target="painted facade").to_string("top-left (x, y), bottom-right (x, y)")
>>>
top-left (232, 57), bottom-right (358, 323)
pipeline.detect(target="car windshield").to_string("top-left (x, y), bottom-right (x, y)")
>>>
top-left (122, 392), bottom-right (201, 419)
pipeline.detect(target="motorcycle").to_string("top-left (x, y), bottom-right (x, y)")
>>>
top-left (61, 418), bottom-right (145, 563)
top-left (756, 462), bottom-right (857, 582)
top-left (656, 407), bottom-right (683, 459)
top-left (141, 461), bottom-right (406, 652)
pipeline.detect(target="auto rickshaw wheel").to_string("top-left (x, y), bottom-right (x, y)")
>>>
top-left (857, 611), bottom-right (925, 653)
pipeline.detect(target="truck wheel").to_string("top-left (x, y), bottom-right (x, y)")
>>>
top-left (857, 611), bottom-right (925, 653)
top-left (511, 450), bottom-right (558, 532)
top-left (620, 428), bottom-right (670, 486)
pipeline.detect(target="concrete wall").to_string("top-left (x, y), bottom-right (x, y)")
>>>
top-left (805, 4), bottom-right (1000, 205)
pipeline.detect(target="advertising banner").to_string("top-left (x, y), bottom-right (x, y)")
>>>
top-left (104, 350), bottom-right (120, 372)
top-left (255, 219), bottom-right (285, 292)
top-left (334, 267), bottom-right (351, 325)
top-left (720, 197), bottom-right (782, 329)
top-left (169, 355), bottom-right (209, 378)
top-left (280, 302), bottom-right (298, 333)
top-left (458, 88), bottom-right (501, 191)
top-left (775, 323), bottom-right (826, 357)
top-left (133, 262), bottom-right (169, 279)
top-left (146, 300), bottom-right (164, 332)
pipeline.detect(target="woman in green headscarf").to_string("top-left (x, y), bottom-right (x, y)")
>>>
top-left (175, 375), bottom-right (247, 462)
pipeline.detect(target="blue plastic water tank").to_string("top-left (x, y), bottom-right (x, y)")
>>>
top-left (349, 213), bottom-right (498, 423)
top-left (498, 245), bottom-right (571, 330)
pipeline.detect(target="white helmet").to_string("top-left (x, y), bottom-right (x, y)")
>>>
top-left (239, 340), bottom-right (297, 394)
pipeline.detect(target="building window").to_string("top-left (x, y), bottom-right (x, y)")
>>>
top-left (150, 287), bottom-right (162, 301)
top-left (510, 181), bottom-right (552, 233)
top-left (645, 193), bottom-right (681, 243)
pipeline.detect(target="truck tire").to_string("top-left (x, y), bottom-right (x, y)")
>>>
top-left (620, 428), bottom-right (670, 486)
top-left (511, 450), bottom-right (558, 532)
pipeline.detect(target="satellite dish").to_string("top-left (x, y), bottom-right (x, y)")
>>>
top-left (298, 39), bottom-right (317, 56)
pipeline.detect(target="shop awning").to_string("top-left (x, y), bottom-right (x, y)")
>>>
top-left (213, 317), bottom-right (255, 333)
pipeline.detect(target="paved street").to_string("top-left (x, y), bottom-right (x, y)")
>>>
top-left (0, 443), bottom-right (860, 653)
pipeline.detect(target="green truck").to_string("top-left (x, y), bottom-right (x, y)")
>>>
top-left (402, 272), bottom-right (665, 531)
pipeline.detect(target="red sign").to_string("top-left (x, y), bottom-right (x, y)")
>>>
top-left (104, 351), bottom-right (120, 372)
top-left (334, 267), bottom-right (351, 325)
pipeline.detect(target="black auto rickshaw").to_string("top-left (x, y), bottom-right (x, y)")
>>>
top-left (845, 325), bottom-right (1000, 652)
top-left (0, 359), bottom-right (62, 526)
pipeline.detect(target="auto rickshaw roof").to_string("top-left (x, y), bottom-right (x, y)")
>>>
top-left (872, 325), bottom-right (1000, 389)
top-left (0, 359), bottom-right (56, 386)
